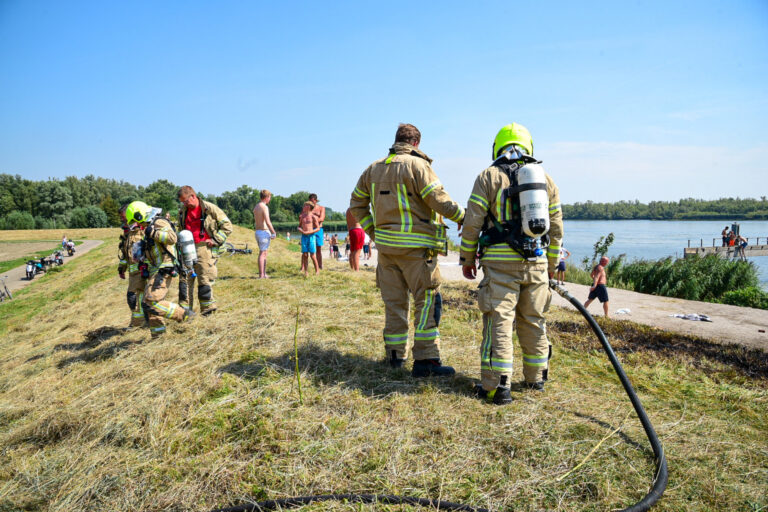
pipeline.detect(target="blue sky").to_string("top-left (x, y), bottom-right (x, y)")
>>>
top-left (1, 0), bottom-right (766, 212)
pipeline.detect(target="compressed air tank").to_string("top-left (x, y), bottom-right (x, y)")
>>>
top-left (517, 163), bottom-right (550, 238)
top-left (177, 230), bottom-right (198, 268)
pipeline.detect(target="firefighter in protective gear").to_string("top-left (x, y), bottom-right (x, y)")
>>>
top-left (460, 123), bottom-right (563, 404)
top-left (349, 124), bottom-right (465, 377)
top-left (125, 201), bottom-right (194, 338)
top-left (177, 186), bottom-right (233, 315)
top-left (118, 205), bottom-right (146, 328)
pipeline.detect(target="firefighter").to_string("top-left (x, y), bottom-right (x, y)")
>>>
top-left (125, 201), bottom-right (194, 338)
top-left (118, 204), bottom-right (146, 328)
top-left (349, 123), bottom-right (465, 377)
top-left (460, 123), bottom-right (563, 404)
top-left (177, 186), bottom-right (233, 315)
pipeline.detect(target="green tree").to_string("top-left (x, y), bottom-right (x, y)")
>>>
top-left (0, 211), bottom-right (35, 230)
top-left (100, 196), bottom-right (121, 226)
top-left (69, 206), bottom-right (109, 228)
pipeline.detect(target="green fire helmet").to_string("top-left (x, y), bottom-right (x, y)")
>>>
top-left (492, 123), bottom-right (533, 159)
top-left (125, 201), bottom-right (151, 225)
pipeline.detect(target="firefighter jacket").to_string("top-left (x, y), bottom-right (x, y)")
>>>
top-left (349, 142), bottom-right (465, 254)
top-left (144, 218), bottom-right (178, 273)
top-left (178, 200), bottom-right (233, 247)
top-left (118, 227), bottom-right (144, 274)
top-left (459, 163), bottom-right (563, 273)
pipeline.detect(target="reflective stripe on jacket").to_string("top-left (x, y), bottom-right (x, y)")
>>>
top-left (178, 200), bottom-right (233, 247)
top-left (349, 142), bottom-right (464, 253)
top-left (146, 218), bottom-right (178, 272)
top-left (118, 228), bottom-right (144, 274)
top-left (460, 164), bottom-right (563, 272)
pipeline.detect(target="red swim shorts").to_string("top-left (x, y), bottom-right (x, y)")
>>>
top-left (349, 228), bottom-right (365, 251)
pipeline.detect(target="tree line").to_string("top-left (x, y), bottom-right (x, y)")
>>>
top-left (0, 174), bottom-right (343, 230)
top-left (562, 197), bottom-right (768, 220)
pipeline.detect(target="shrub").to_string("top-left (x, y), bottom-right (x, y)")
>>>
top-left (0, 211), bottom-right (35, 230)
top-left (69, 206), bottom-right (108, 228)
top-left (720, 287), bottom-right (768, 310)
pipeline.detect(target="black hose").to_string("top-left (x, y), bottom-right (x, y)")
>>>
top-left (548, 280), bottom-right (668, 512)
top-left (211, 281), bottom-right (667, 512)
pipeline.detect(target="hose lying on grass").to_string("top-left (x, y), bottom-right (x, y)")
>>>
top-left (211, 280), bottom-right (668, 512)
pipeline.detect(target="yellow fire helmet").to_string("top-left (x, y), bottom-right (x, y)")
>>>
top-left (492, 123), bottom-right (533, 160)
top-left (125, 201), bottom-right (151, 225)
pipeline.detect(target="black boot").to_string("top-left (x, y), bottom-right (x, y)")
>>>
top-left (412, 359), bottom-right (455, 377)
top-left (524, 381), bottom-right (545, 392)
top-left (474, 384), bottom-right (513, 405)
top-left (389, 350), bottom-right (405, 369)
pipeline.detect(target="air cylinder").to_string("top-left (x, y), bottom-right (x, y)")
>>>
top-left (177, 230), bottom-right (198, 269)
top-left (517, 163), bottom-right (550, 238)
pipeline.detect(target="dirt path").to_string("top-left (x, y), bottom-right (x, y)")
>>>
top-left (357, 249), bottom-right (768, 351)
top-left (2, 240), bottom-right (103, 294)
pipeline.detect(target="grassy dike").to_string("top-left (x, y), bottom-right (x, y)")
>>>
top-left (0, 227), bottom-right (766, 512)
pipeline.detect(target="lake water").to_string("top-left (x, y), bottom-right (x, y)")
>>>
top-left (447, 219), bottom-right (768, 288)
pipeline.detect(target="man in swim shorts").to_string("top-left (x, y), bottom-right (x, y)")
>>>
top-left (298, 201), bottom-right (320, 276)
top-left (309, 193), bottom-right (325, 269)
top-left (347, 208), bottom-right (365, 271)
top-left (584, 256), bottom-right (610, 317)
top-left (253, 189), bottom-right (277, 279)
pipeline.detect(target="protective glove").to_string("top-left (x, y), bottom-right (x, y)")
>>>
top-left (462, 263), bottom-right (477, 280)
top-left (144, 223), bottom-right (154, 239)
top-left (119, 271), bottom-right (126, 280)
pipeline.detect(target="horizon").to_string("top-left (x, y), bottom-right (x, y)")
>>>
top-left (1, 1), bottom-right (766, 213)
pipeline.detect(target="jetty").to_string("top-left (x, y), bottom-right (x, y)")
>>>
top-left (684, 236), bottom-right (768, 259)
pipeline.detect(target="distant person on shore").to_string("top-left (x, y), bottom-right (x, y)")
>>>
top-left (298, 201), bottom-right (320, 276)
top-left (346, 208), bottom-right (364, 271)
top-left (308, 193), bottom-right (326, 270)
top-left (584, 256), bottom-right (610, 317)
top-left (253, 189), bottom-right (277, 279)
top-left (737, 234), bottom-right (748, 261)
top-left (721, 226), bottom-right (730, 247)
top-left (728, 231), bottom-right (736, 247)
top-left (331, 233), bottom-right (340, 259)
top-left (556, 247), bottom-right (571, 285)
top-left (363, 232), bottom-right (371, 260)
top-left (286, 232), bottom-right (290, 241)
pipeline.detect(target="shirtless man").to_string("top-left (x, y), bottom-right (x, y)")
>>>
top-left (298, 201), bottom-right (320, 276)
top-left (584, 256), bottom-right (610, 317)
top-left (253, 189), bottom-right (277, 279)
top-left (346, 208), bottom-right (365, 271)
top-left (309, 193), bottom-right (325, 269)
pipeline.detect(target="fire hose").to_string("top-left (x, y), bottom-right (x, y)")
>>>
top-left (211, 281), bottom-right (667, 512)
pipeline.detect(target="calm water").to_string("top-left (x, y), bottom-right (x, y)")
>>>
top-left (448, 220), bottom-right (768, 287)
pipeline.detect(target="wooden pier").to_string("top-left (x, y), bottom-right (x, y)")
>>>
top-left (684, 236), bottom-right (768, 259)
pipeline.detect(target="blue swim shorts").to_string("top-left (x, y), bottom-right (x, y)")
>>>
top-left (314, 227), bottom-right (324, 247)
top-left (301, 234), bottom-right (317, 254)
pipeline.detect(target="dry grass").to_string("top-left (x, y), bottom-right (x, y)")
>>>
top-left (1, 227), bottom-right (766, 512)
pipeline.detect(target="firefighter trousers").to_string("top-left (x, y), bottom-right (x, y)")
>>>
top-left (144, 271), bottom-right (186, 337)
top-left (477, 260), bottom-right (551, 390)
top-left (179, 243), bottom-right (218, 314)
top-left (127, 272), bottom-right (147, 327)
top-left (376, 249), bottom-right (442, 361)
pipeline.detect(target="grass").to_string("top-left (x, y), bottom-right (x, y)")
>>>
top-left (0, 227), bottom-right (766, 511)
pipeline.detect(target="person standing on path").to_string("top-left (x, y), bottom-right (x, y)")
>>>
top-left (309, 193), bottom-right (325, 270)
top-left (584, 256), bottom-right (610, 317)
top-left (556, 247), bottom-right (571, 285)
top-left (349, 123), bottom-right (465, 376)
top-left (177, 186), bottom-right (233, 315)
top-left (253, 189), bottom-right (277, 279)
top-left (460, 122), bottom-right (563, 404)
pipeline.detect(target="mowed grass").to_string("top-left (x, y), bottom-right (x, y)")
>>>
top-left (0, 227), bottom-right (766, 512)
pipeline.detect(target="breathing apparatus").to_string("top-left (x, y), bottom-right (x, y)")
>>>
top-left (177, 230), bottom-right (198, 278)
top-left (479, 149), bottom-right (550, 260)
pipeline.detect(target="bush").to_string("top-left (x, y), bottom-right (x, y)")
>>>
top-left (0, 211), bottom-right (35, 230)
top-left (34, 216), bottom-right (56, 229)
top-left (615, 254), bottom-right (760, 302)
top-left (720, 287), bottom-right (768, 310)
top-left (69, 206), bottom-right (108, 228)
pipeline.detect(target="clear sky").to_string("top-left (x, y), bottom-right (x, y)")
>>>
top-left (1, 0), bottom-right (766, 212)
